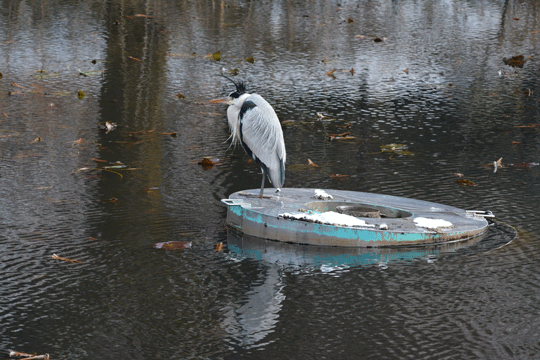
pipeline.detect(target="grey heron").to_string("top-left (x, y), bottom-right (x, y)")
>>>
top-left (215, 76), bottom-right (286, 197)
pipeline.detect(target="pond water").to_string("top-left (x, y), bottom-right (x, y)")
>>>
top-left (1, 0), bottom-right (540, 358)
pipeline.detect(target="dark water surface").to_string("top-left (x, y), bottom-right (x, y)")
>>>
top-left (1, 0), bottom-right (540, 358)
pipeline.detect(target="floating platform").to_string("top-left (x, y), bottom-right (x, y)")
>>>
top-left (221, 188), bottom-right (493, 247)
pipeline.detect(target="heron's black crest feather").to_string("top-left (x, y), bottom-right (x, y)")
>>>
top-left (219, 75), bottom-right (247, 95)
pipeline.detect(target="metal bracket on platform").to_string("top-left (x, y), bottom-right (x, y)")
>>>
top-left (221, 199), bottom-right (250, 208)
top-left (466, 210), bottom-right (495, 218)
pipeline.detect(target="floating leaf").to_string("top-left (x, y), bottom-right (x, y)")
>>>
top-left (349, 68), bottom-right (354, 75)
top-left (381, 143), bottom-right (407, 152)
top-left (77, 90), bottom-right (85, 99)
top-left (326, 69), bottom-right (336, 77)
top-left (308, 159), bottom-right (319, 167)
top-left (347, 18), bottom-right (354, 23)
top-left (404, 68), bottom-right (409, 74)
top-left (455, 179), bottom-right (477, 186)
top-left (9, 351), bottom-right (49, 359)
top-left (153, 241), bottom-right (192, 250)
top-left (316, 112), bottom-right (332, 119)
top-left (105, 121), bottom-right (117, 133)
top-left (503, 54), bottom-right (526, 68)
top-left (508, 162), bottom-right (540, 168)
top-left (511, 141), bottom-right (521, 145)
top-left (228, 68), bottom-right (239, 75)
top-left (135, 14), bottom-right (153, 18)
top-left (176, 93), bottom-right (185, 99)
top-left (163, 132), bottom-right (178, 137)
top-left (206, 50), bottom-right (221, 61)
top-left (515, 124), bottom-right (540, 128)
top-left (331, 135), bottom-right (356, 141)
top-left (329, 132), bottom-right (356, 141)
top-left (78, 69), bottom-right (102, 77)
top-left (245, 56), bottom-right (254, 64)
top-left (198, 157), bottom-right (222, 169)
top-left (31, 137), bottom-right (41, 143)
top-left (281, 120), bottom-right (296, 126)
top-left (52, 253), bottom-right (83, 263)
top-left (11, 82), bottom-right (24, 89)
top-left (215, 242), bottom-right (224, 251)
top-left (129, 56), bottom-right (142, 62)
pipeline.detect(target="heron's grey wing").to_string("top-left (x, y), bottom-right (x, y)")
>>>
top-left (239, 98), bottom-right (286, 188)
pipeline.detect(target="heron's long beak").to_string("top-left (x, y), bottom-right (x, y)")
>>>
top-left (210, 97), bottom-right (232, 105)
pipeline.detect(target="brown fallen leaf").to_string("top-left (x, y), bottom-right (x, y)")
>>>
top-left (455, 179), bottom-right (477, 186)
top-left (163, 132), bottom-right (178, 137)
top-left (326, 69), bottom-right (337, 77)
top-left (511, 141), bottom-right (521, 145)
top-left (215, 242), bottom-right (224, 252)
top-left (328, 131), bottom-right (350, 140)
top-left (531, 30), bottom-right (540, 34)
top-left (72, 138), bottom-right (84, 145)
top-left (91, 158), bottom-right (107, 163)
top-left (134, 14), bottom-right (153, 18)
top-left (176, 93), bottom-right (185, 99)
top-left (129, 56), bottom-right (142, 62)
top-left (404, 68), bottom-right (409, 74)
top-left (454, 173), bottom-right (464, 177)
top-left (508, 162), bottom-right (540, 168)
top-left (503, 54), bottom-right (526, 68)
top-left (515, 124), bottom-right (540, 128)
top-left (30, 137), bottom-right (41, 143)
top-left (51, 253), bottom-right (83, 263)
top-left (11, 82), bottom-right (25, 89)
top-left (198, 157), bottom-right (222, 169)
top-left (8, 352), bottom-right (49, 360)
top-left (9, 350), bottom-right (36, 358)
top-left (123, 15), bottom-right (135, 19)
top-left (308, 159), bottom-right (319, 167)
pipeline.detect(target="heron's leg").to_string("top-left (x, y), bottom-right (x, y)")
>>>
top-left (259, 169), bottom-right (265, 198)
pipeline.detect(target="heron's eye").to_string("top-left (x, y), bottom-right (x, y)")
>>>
top-left (229, 91), bottom-right (240, 99)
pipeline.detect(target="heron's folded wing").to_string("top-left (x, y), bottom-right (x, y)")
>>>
top-left (239, 99), bottom-right (286, 187)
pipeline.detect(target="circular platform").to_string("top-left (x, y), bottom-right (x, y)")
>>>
top-left (221, 188), bottom-right (492, 247)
